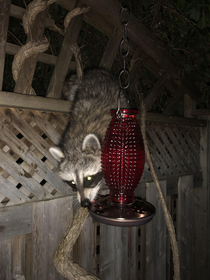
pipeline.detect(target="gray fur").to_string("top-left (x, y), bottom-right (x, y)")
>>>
top-left (50, 69), bottom-right (134, 207)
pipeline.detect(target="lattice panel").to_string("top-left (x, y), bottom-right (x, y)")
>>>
top-left (141, 123), bottom-right (200, 182)
top-left (0, 108), bottom-right (72, 207)
top-left (0, 108), bottom-right (200, 207)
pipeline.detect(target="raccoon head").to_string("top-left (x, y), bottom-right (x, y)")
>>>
top-left (49, 134), bottom-right (104, 207)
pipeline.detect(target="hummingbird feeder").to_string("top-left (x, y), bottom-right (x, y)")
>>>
top-left (88, 109), bottom-right (156, 227)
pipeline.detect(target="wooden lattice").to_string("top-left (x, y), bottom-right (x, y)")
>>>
top-left (0, 107), bottom-right (200, 207)
top-left (141, 123), bottom-right (201, 182)
top-left (0, 107), bottom-right (72, 207)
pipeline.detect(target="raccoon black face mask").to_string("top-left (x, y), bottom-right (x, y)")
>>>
top-left (49, 69), bottom-right (134, 207)
top-left (50, 134), bottom-right (104, 207)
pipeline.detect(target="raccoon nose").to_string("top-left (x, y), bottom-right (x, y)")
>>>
top-left (81, 198), bottom-right (91, 208)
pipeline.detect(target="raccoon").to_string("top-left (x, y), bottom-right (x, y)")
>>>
top-left (49, 69), bottom-right (134, 207)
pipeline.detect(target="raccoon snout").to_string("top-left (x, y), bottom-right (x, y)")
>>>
top-left (81, 198), bottom-right (91, 208)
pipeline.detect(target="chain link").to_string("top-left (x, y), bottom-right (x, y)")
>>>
top-left (119, 5), bottom-right (130, 90)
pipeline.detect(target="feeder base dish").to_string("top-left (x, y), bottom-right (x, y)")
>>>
top-left (88, 196), bottom-right (156, 227)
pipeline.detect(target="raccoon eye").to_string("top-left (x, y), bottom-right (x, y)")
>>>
top-left (64, 180), bottom-right (77, 192)
top-left (87, 176), bottom-right (93, 181)
top-left (84, 176), bottom-right (94, 188)
top-left (84, 172), bottom-right (103, 188)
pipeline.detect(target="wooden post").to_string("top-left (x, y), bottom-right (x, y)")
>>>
top-left (0, 239), bottom-right (12, 280)
top-left (32, 196), bottom-right (73, 280)
top-left (145, 180), bottom-right (167, 280)
top-left (99, 28), bottom-right (122, 70)
top-left (194, 119), bottom-right (210, 279)
top-left (177, 175), bottom-right (194, 280)
top-left (0, 0), bottom-right (11, 90)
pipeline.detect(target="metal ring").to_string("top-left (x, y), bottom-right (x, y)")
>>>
top-left (119, 7), bottom-right (130, 26)
top-left (119, 69), bottom-right (130, 89)
top-left (120, 38), bottom-right (130, 58)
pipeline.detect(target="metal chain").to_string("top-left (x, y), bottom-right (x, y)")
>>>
top-left (119, 4), bottom-right (130, 90)
top-left (117, 2), bottom-right (130, 118)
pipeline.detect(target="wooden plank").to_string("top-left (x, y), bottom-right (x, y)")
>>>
top-left (184, 95), bottom-right (196, 118)
top-left (11, 235), bottom-right (26, 279)
top-left (84, 0), bottom-right (201, 100)
top-left (143, 113), bottom-right (207, 127)
top-left (144, 73), bottom-right (170, 111)
top-left (14, 6), bottom-right (49, 95)
top-left (194, 123), bottom-right (210, 280)
top-left (115, 227), bottom-right (129, 280)
top-left (73, 216), bottom-right (96, 274)
top-left (193, 109), bottom-right (210, 115)
top-left (25, 233), bottom-right (32, 280)
top-left (0, 203), bottom-right (32, 241)
top-left (0, 91), bottom-right (72, 112)
top-left (99, 28), bottom-right (122, 70)
top-left (0, 0), bottom-right (11, 90)
top-left (177, 175), bottom-right (194, 280)
top-left (129, 48), bottom-right (147, 92)
top-left (99, 224), bottom-right (116, 279)
top-left (0, 90), bottom-right (206, 127)
top-left (145, 180), bottom-right (167, 280)
top-left (6, 42), bottom-right (76, 69)
top-left (32, 196), bottom-right (73, 280)
top-left (127, 227), bottom-right (138, 280)
top-left (0, 238), bottom-right (12, 280)
top-left (46, 1), bottom-right (83, 98)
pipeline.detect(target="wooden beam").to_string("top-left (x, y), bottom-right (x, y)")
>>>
top-left (184, 94), bottom-right (196, 118)
top-left (0, 0), bottom-right (11, 90)
top-left (193, 109), bottom-right (210, 115)
top-left (83, 0), bottom-right (201, 100)
top-left (143, 112), bottom-right (206, 127)
top-left (14, 7), bottom-right (49, 95)
top-left (46, 1), bottom-right (83, 98)
top-left (129, 47), bottom-right (147, 92)
top-left (99, 28), bottom-right (122, 70)
top-left (178, 175), bottom-right (194, 280)
top-left (0, 203), bottom-right (32, 241)
top-left (0, 91), bottom-right (71, 112)
top-left (0, 91), bottom-right (206, 126)
top-left (144, 73), bottom-right (170, 111)
top-left (163, 91), bottom-right (183, 115)
top-left (6, 42), bottom-right (76, 69)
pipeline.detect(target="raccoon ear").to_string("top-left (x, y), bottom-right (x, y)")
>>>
top-left (82, 134), bottom-right (101, 153)
top-left (49, 146), bottom-right (65, 162)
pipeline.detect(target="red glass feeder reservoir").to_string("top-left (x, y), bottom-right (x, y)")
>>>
top-left (88, 109), bottom-right (156, 227)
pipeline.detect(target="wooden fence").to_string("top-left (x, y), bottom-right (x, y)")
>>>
top-left (0, 107), bottom-right (208, 280)
top-left (0, 175), bottom-right (202, 280)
